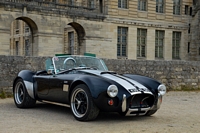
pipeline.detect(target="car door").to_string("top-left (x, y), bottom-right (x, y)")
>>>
top-left (34, 75), bottom-right (51, 96)
top-left (47, 73), bottom-right (76, 104)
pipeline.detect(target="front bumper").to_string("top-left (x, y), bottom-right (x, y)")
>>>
top-left (122, 93), bottom-right (162, 116)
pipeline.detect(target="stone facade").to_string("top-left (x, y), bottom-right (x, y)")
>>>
top-left (10, 20), bottom-right (32, 56)
top-left (0, 55), bottom-right (200, 95)
top-left (190, 0), bottom-right (200, 60)
top-left (0, 0), bottom-right (198, 60)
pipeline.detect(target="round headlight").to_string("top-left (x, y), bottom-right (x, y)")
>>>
top-left (158, 84), bottom-right (166, 96)
top-left (107, 85), bottom-right (118, 98)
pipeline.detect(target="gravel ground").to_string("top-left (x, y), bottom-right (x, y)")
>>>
top-left (0, 91), bottom-right (200, 133)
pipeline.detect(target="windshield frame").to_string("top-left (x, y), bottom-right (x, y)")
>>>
top-left (51, 55), bottom-right (108, 74)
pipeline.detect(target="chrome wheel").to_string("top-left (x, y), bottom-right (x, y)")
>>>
top-left (71, 88), bottom-right (88, 118)
top-left (70, 84), bottom-right (99, 121)
top-left (14, 81), bottom-right (25, 104)
top-left (13, 79), bottom-right (36, 108)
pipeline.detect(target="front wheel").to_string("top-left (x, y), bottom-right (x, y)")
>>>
top-left (13, 79), bottom-right (36, 108)
top-left (70, 84), bottom-right (99, 121)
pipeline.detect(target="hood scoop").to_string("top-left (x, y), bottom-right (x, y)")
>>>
top-left (100, 71), bottom-right (117, 75)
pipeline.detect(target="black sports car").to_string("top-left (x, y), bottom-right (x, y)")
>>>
top-left (13, 55), bottom-right (166, 121)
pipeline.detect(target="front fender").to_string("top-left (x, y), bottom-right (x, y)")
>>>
top-left (123, 74), bottom-right (161, 95)
top-left (69, 75), bottom-right (112, 99)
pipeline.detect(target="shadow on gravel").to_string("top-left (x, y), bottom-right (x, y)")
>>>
top-left (34, 102), bottom-right (71, 115)
top-left (95, 112), bottom-right (155, 122)
top-left (30, 102), bottom-right (156, 122)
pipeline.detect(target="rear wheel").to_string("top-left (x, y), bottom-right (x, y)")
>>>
top-left (70, 84), bottom-right (99, 121)
top-left (13, 79), bottom-right (36, 108)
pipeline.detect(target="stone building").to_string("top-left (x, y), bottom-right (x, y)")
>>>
top-left (10, 20), bottom-right (32, 56)
top-left (1, 0), bottom-right (200, 60)
top-left (190, 0), bottom-right (200, 60)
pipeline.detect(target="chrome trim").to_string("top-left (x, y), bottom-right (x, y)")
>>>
top-left (156, 93), bottom-right (162, 109)
top-left (130, 91), bottom-right (153, 95)
top-left (148, 93), bottom-right (162, 111)
top-left (52, 57), bottom-right (56, 74)
top-left (126, 107), bottom-right (151, 116)
top-left (122, 94), bottom-right (126, 112)
top-left (24, 81), bottom-right (34, 99)
top-left (41, 100), bottom-right (70, 107)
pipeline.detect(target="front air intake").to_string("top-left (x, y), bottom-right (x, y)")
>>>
top-left (128, 94), bottom-right (155, 109)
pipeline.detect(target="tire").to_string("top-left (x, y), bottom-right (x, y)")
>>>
top-left (118, 112), bottom-right (127, 116)
top-left (13, 79), bottom-right (36, 108)
top-left (70, 84), bottom-right (99, 121)
top-left (145, 110), bottom-right (157, 116)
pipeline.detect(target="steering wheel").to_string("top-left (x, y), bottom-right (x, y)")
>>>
top-left (63, 57), bottom-right (76, 70)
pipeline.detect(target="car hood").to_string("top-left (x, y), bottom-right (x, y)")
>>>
top-left (79, 70), bottom-right (153, 95)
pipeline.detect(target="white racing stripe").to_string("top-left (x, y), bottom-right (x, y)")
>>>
top-left (116, 75), bottom-right (147, 89)
top-left (101, 74), bottom-right (136, 89)
top-left (80, 70), bottom-right (152, 95)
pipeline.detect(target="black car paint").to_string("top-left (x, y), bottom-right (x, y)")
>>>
top-left (13, 69), bottom-right (160, 112)
top-left (123, 74), bottom-right (161, 95)
top-left (13, 70), bottom-right (35, 93)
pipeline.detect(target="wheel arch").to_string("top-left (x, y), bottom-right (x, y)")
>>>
top-left (68, 76), bottom-right (111, 101)
top-left (13, 70), bottom-right (36, 99)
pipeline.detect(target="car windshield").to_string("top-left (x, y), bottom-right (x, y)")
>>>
top-left (51, 55), bottom-right (108, 74)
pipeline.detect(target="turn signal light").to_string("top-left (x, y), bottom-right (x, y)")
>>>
top-left (108, 99), bottom-right (114, 106)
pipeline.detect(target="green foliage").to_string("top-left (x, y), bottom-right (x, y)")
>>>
top-left (0, 91), bottom-right (6, 99)
top-left (179, 85), bottom-right (200, 91)
top-left (0, 90), bottom-right (12, 99)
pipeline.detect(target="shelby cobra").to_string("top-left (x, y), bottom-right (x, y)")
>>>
top-left (13, 55), bottom-right (166, 121)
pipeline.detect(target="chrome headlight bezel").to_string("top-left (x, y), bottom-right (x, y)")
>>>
top-left (107, 85), bottom-right (118, 98)
top-left (158, 84), bottom-right (166, 96)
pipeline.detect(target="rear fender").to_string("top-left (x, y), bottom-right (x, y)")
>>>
top-left (13, 70), bottom-right (36, 99)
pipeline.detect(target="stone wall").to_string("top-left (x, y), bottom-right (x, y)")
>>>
top-left (1, 55), bottom-right (200, 95)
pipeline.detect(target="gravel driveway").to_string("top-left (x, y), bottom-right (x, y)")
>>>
top-left (0, 91), bottom-right (200, 133)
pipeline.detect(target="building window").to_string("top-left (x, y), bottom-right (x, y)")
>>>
top-left (189, 7), bottom-right (192, 16)
top-left (172, 31), bottom-right (181, 59)
top-left (188, 24), bottom-right (190, 33)
top-left (25, 40), bottom-right (30, 56)
top-left (199, 47), bottom-right (200, 55)
top-left (25, 27), bottom-right (29, 33)
top-left (68, 32), bottom-right (74, 55)
top-left (173, 0), bottom-right (181, 15)
top-left (69, 0), bottom-right (75, 6)
top-left (99, 0), bottom-right (103, 13)
top-left (156, 0), bottom-right (164, 13)
top-left (15, 41), bottom-right (19, 56)
top-left (25, 23), bottom-right (30, 33)
top-left (155, 30), bottom-right (164, 58)
top-left (137, 29), bottom-right (147, 57)
top-left (117, 27), bottom-right (128, 57)
top-left (188, 42), bottom-right (190, 53)
top-left (88, 0), bottom-right (95, 8)
top-left (15, 20), bottom-right (19, 34)
top-left (185, 5), bottom-right (189, 15)
top-left (15, 20), bottom-right (19, 29)
top-left (118, 0), bottom-right (128, 8)
top-left (138, 0), bottom-right (147, 11)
